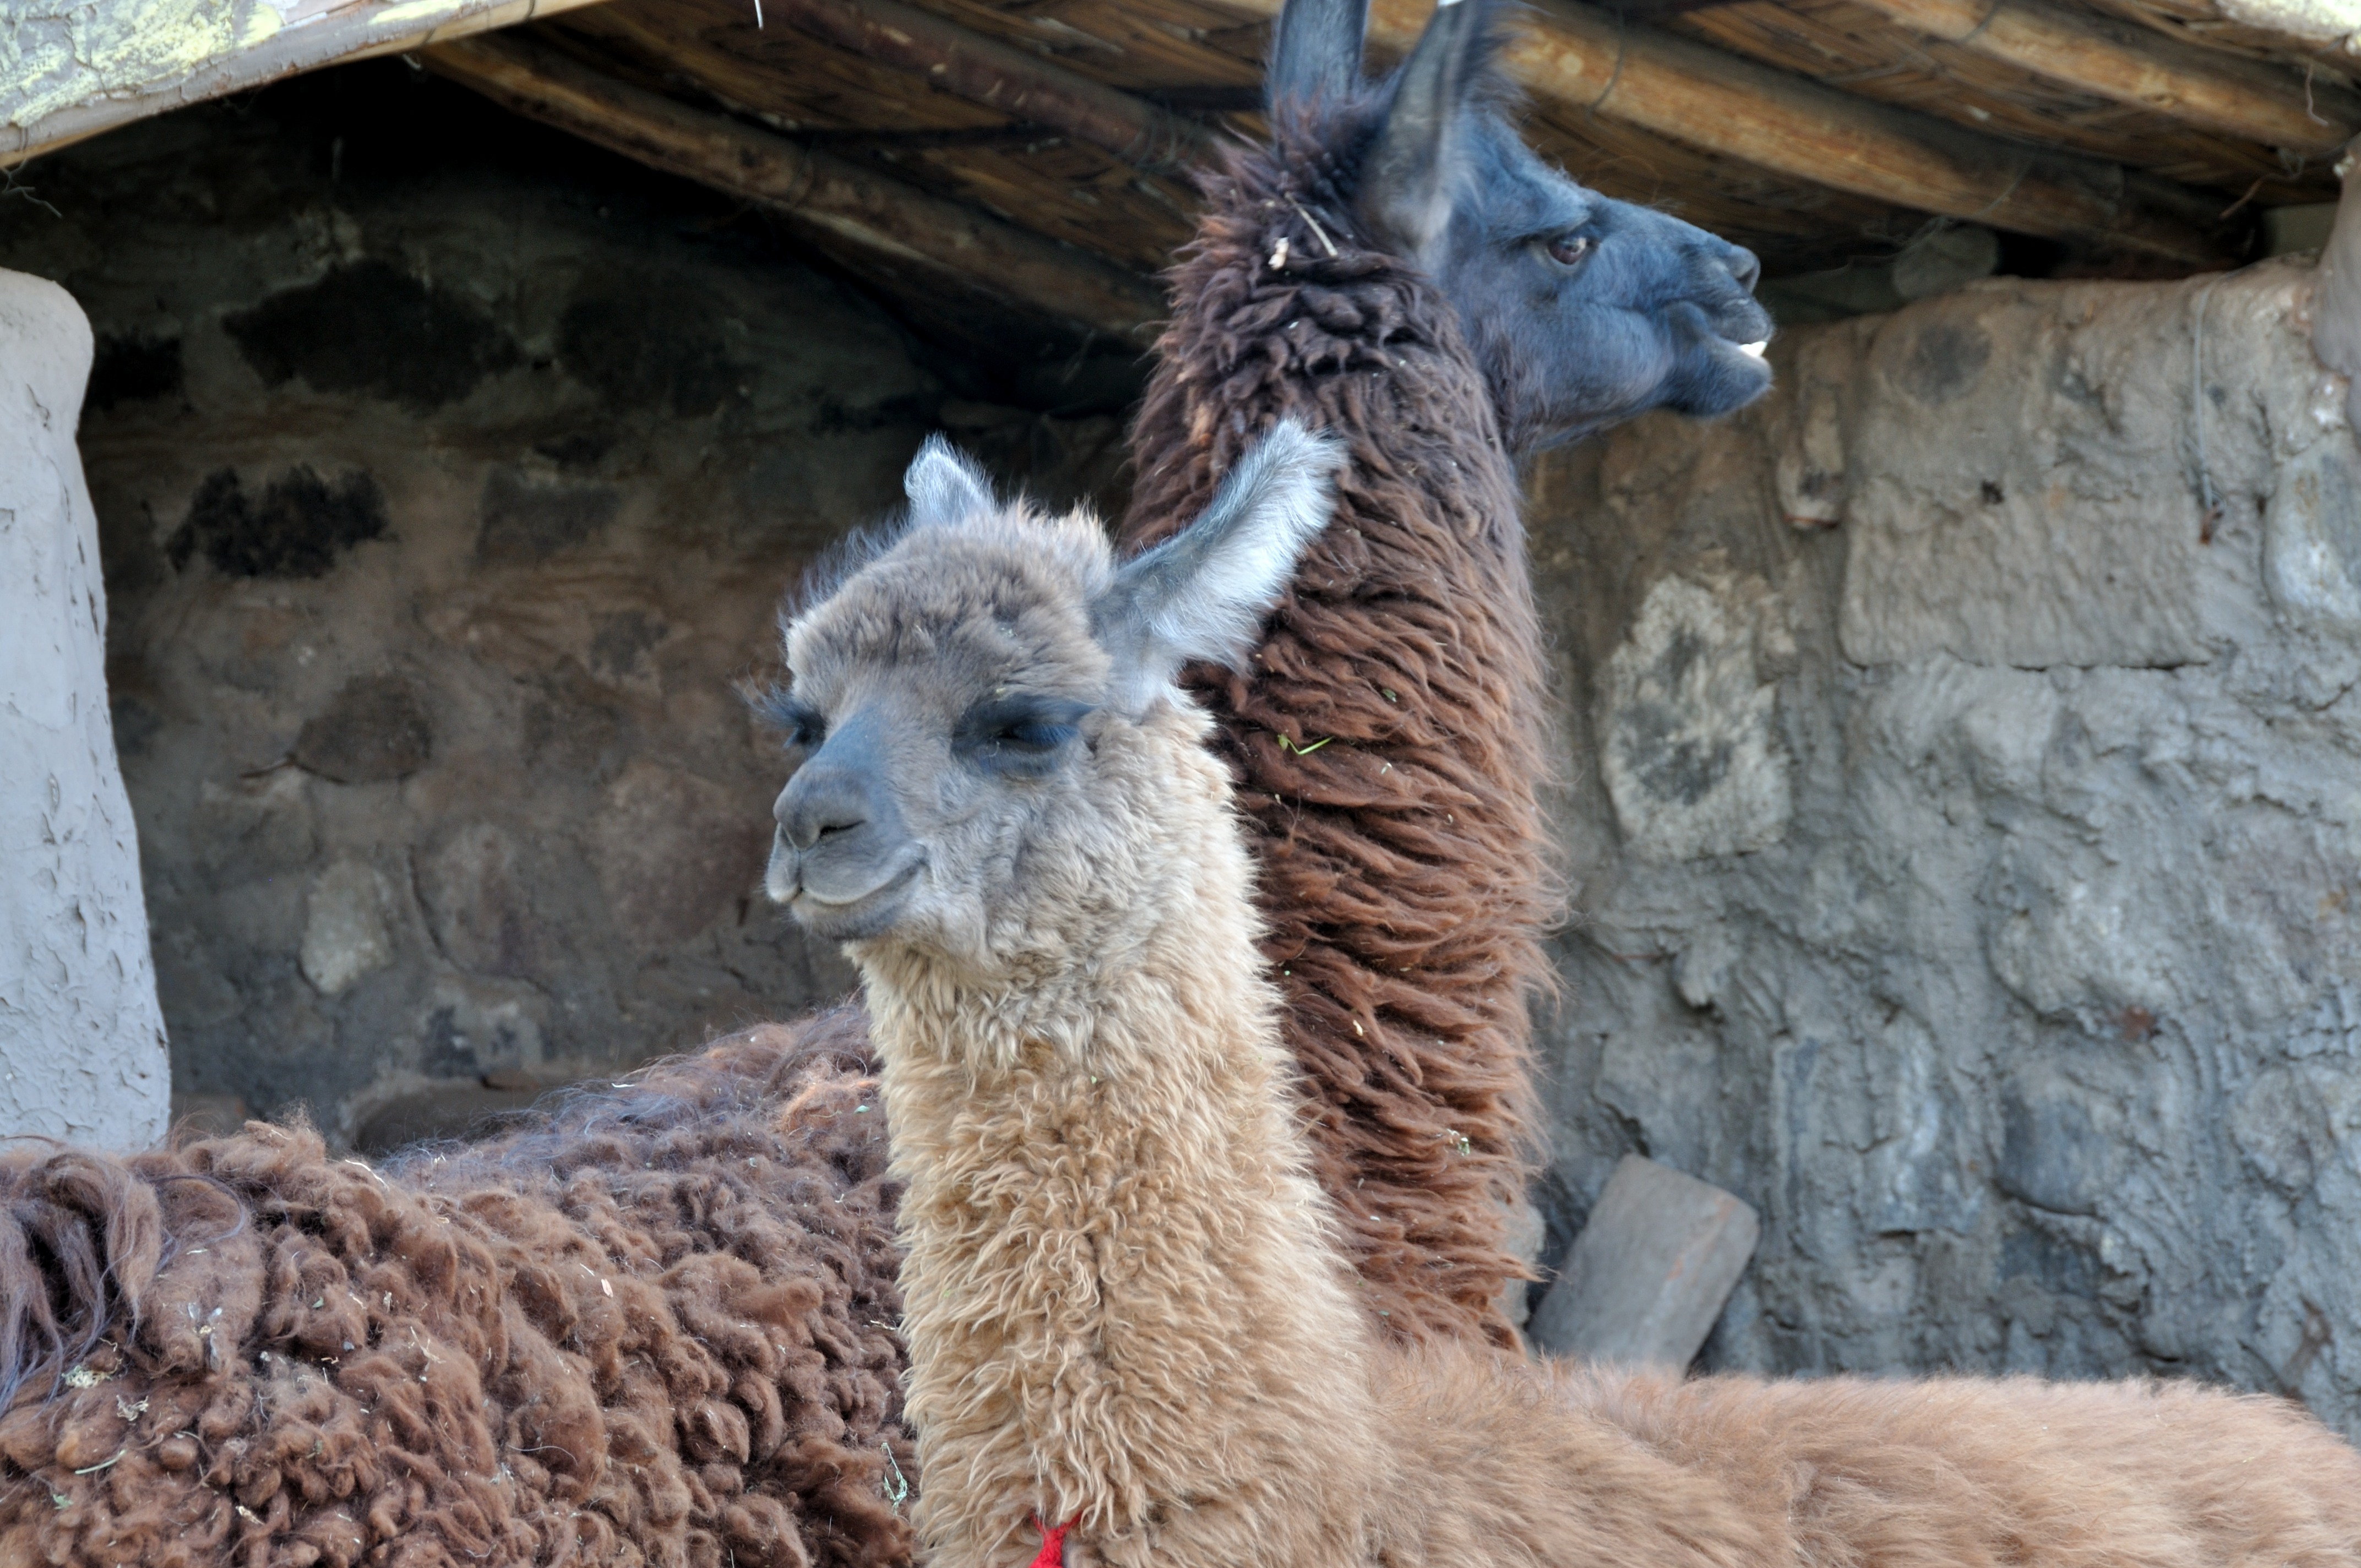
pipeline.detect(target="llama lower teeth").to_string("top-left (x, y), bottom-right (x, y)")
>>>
top-left (1739, 340), bottom-right (1769, 359)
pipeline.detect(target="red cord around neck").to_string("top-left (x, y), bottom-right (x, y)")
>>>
top-left (1029, 1515), bottom-right (1078, 1568)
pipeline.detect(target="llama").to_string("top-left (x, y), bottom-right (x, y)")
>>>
top-left (773, 428), bottom-right (2361, 1568)
top-left (0, 1019), bottom-right (917, 1568)
top-left (1116, 0), bottom-right (1774, 1345)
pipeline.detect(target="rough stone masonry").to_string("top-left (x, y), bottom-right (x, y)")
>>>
top-left (1530, 255), bottom-right (2361, 1430)
top-left (0, 67), bottom-right (1128, 1151)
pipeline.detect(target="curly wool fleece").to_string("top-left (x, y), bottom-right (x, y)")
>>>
top-left (0, 1015), bottom-right (914, 1568)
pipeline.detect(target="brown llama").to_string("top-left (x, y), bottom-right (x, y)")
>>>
top-left (1116, 0), bottom-right (1772, 1346)
top-left (0, 1017), bottom-right (916, 1568)
top-left (771, 426), bottom-right (2361, 1568)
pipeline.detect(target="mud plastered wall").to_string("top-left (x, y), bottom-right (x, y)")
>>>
top-left (0, 65), bottom-right (1125, 1151)
top-left (1532, 256), bottom-right (2361, 1427)
top-left (0, 270), bottom-right (170, 1147)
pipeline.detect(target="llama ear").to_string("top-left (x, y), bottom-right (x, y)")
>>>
top-left (903, 434), bottom-right (995, 529)
top-left (1267, 0), bottom-right (1369, 111)
top-left (1093, 421), bottom-right (1344, 714)
top-left (1357, 0), bottom-right (1489, 262)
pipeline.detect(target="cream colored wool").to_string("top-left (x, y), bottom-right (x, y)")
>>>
top-left (785, 451), bottom-right (2361, 1568)
top-left (865, 696), bottom-right (1384, 1568)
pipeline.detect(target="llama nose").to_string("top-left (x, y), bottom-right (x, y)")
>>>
top-left (1723, 244), bottom-right (1762, 292)
top-left (776, 707), bottom-right (895, 853)
top-left (777, 771), bottom-right (871, 852)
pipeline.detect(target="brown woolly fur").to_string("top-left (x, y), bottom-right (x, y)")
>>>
top-left (806, 473), bottom-right (2361, 1568)
top-left (0, 1016), bottom-right (918, 1568)
top-left (1117, 107), bottom-right (1554, 1349)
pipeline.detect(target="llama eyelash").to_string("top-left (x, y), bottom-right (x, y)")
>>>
top-left (753, 692), bottom-right (829, 749)
top-left (956, 696), bottom-right (1092, 770)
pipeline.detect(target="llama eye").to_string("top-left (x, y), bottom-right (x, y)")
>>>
top-left (996, 720), bottom-right (1078, 751)
top-left (1546, 235), bottom-right (1593, 267)
top-left (959, 696), bottom-right (1092, 773)
top-left (774, 703), bottom-right (828, 751)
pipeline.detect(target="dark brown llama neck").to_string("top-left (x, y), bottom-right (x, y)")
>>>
top-left (1118, 116), bottom-right (1554, 1349)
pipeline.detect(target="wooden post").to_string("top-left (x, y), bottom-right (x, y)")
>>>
top-left (425, 32), bottom-right (1166, 345)
top-left (1527, 1155), bottom-right (1760, 1368)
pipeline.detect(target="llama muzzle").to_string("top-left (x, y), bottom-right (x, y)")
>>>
top-left (770, 707), bottom-right (926, 937)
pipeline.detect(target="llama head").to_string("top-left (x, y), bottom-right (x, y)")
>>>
top-left (1270, 0), bottom-right (1773, 450)
top-left (762, 423), bottom-right (1342, 980)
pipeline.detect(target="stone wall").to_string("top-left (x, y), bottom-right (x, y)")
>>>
top-left (0, 62), bottom-right (1127, 1150)
top-left (1527, 257), bottom-right (2361, 1431)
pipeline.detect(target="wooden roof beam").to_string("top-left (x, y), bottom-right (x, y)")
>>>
top-left (760, 0), bottom-right (1223, 170)
top-left (2, 0), bottom-right (608, 168)
top-left (1501, 0), bottom-right (2234, 261)
top-left (423, 31), bottom-right (1164, 344)
top-left (1845, 0), bottom-right (2360, 155)
top-left (1211, 0), bottom-right (2239, 263)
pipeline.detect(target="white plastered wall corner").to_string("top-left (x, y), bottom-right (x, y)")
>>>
top-left (0, 268), bottom-right (170, 1149)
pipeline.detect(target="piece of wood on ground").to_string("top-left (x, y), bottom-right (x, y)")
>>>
top-left (1527, 1153), bottom-right (1760, 1368)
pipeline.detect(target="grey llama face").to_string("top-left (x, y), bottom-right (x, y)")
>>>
top-left (1271, 0), bottom-right (1773, 449)
top-left (762, 424), bottom-right (1342, 960)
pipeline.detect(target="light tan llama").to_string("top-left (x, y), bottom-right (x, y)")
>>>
top-left (761, 421), bottom-right (2361, 1568)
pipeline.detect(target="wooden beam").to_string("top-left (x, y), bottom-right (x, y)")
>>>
top-left (761, 0), bottom-right (1222, 171)
top-left (423, 32), bottom-right (1165, 345)
top-left (1211, 0), bottom-right (2236, 263)
top-left (1503, 0), bottom-right (2232, 261)
top-left (2, 0), bottom-right (609, 168)
top-left (1846, 0), bottom-right (2359, 155)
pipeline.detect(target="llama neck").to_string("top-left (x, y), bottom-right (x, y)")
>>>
top-left (1109, 117), bottom-right (1553, 1347)
top-left (858, 721), bottom-right (1378, 1564)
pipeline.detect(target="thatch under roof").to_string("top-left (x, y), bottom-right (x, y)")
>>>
top-left (4, 0), bottom-right (2356, 340)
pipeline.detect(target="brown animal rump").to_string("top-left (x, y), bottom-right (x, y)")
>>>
top-left (0, 1018), bottom-right (914, 1568)
top-left (1118, 112), bottom-right (1555, 1349)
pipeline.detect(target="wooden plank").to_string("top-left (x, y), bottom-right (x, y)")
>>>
top-left (1527, 1155), bottom-right (1760, 1367)
top-left (3, 0), bottom-right (610, 168)
top-left (587, 0), bottom-right (1914, 273)
top-left (559, 0), bottom-right (1200, 270)
top-left (1674, 0), bottom-right (2326, 207)
top-left (423, 31), bottom-right (1165, 344)
top-left (1847, 0), bottom-right (2358, 153)
top-left (891, 0), bottom-right (1274, 97)
top-left (1497, 0), bottom-right (2233, 260)
top-left (564, 0), bottom-right (1014, 133)
top-left (761, 0), bottom-right (1220, 169)
top-left (1204, 0), bottom-right (2238, 262)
